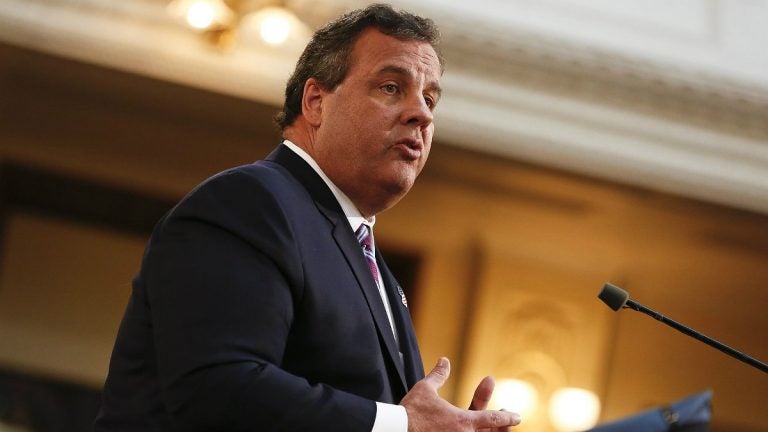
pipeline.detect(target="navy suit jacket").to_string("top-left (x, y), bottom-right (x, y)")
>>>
top-left (94, 145), bottom-right (424, 431)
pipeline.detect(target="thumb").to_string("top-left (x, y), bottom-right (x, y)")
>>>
top-left (422, 357), bottom-right (451, 392)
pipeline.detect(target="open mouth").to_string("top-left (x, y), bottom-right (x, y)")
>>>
top-left (393, 138), bottom-right (423, 160)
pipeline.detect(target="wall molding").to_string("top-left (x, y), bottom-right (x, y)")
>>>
top-left (1, 0), bottom-right (767, 213)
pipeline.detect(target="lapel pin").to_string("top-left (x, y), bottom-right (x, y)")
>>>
top-left (397, 285), bottom-right (408, 308)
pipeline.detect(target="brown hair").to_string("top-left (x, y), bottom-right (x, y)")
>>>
top-left (274, 3), bottom-right (442, 130)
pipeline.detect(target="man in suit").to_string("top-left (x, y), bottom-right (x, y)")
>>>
top-left (95, 4), bottom-right (521, 431)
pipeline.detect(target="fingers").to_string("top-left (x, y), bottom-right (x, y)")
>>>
top-left (470, 409), bottom-right (521, 429)
top-left (471, 376), bottom-right (517, 431)
top-left (481, 409), bottom-right (513, 432)
top-left (421, 357), bottom-right (451, 392)
top-left (469, 376), bottom-right (495, 411)
top-left (403, 360), bottom-right (522, 432)
top-left (495, 409), bottom-right (513, 432)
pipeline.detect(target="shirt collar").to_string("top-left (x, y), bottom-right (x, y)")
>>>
top-left (282, 139), bottom-right (375, 233)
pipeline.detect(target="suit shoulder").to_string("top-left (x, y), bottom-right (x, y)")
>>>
top-left (147, 160), bottom-right (306, 275)
top-left (202, 160), bottom-right (296, 191)
top-left (180, 161), bottom-right (304, 209)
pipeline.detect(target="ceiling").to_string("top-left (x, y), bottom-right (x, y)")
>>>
top-left (1, 0), bottom-right (767, 213)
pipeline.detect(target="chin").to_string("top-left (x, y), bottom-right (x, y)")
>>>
top-left (383, 178), bottom-right (415, 201)
top-left (369, 168), bottom-right (419, 205)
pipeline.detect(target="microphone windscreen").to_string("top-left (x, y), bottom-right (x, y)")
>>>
top-left (599, 283), bottom-right (629, 311)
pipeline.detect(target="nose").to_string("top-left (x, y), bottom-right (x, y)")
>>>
top-left (401, 93), bottom-right (434, 129)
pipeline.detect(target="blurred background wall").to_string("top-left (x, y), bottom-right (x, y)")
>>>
top-left (0, 1), bottom-right (766, 431)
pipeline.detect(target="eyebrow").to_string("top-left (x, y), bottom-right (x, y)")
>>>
top-left (376, 65), bottom-right (443, 101)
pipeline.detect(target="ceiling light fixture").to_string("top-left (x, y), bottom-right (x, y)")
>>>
top-left (168, 0), bottom-right (234, 31)
top-left (241, 5), bottom-right (307, 47)
top-left (167, 0), bottom-right (309, 50)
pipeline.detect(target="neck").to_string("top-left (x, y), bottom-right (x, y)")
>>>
top-left (283, 122), bottom-right (317, 159)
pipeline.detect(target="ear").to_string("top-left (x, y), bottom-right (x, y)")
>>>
top-left (301, 77), bottom-right (326, 127)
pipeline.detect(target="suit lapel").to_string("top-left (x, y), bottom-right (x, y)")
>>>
top-left (267, 144), bottom-right (408, 394)
top-left (378, 255), bottom-right (425, 387)
top-left (329, 223), bottom-right (408, 393)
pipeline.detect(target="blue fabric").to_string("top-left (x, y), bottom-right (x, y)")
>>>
top-left (94, 145), bottom-right (425, 431)
top-left (588, 390), bottom-right (712, 432)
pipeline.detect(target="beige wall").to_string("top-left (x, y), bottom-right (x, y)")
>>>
top-left (0, 213), bottom-right (145, 385)
top-left (386, 149), bottom-right (768, 431)
top-left (1, 44), bottom-right (766, 431)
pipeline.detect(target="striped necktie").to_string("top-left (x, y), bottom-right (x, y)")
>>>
top-left (355, 224), bottom-right (380, 287)
top-left (356, 224), bottom-right (404, 363)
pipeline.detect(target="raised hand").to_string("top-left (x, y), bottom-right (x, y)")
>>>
top-left (401, 358), bottom-right (521, 432)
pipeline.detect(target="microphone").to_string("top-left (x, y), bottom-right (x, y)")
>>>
top-left (598, 282), bottom-right (768, 374)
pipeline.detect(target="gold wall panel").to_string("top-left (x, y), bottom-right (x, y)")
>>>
top-left (457, 251), bottom-right (612, 432)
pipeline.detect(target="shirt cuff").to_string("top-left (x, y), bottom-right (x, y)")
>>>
top-left (371, 402), bottom-right (408, 432)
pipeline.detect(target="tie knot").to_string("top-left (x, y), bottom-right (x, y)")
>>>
top-left (355, 224), bottom-right (374, 252)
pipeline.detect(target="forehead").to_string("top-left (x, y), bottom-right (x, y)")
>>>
top-left (347, 28), bottom-right (442, 82)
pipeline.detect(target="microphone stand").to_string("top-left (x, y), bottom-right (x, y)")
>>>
top-left (623, 298), bottom-right (768, 374)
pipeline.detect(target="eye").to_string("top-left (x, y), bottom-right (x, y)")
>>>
top-left (381, 83), bottom-right (398, 94)
top-left (424, 95), bottom-right (436, 109)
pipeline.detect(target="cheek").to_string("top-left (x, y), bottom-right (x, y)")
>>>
top-left (423, 126), bottom-right (434, 145)
top-left (422, 131), bottom-right (433, 163)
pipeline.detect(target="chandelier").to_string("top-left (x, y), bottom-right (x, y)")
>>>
top-left (167, 0), bottom-right (311, 50)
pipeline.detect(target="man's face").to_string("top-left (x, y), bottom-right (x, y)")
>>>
top-left (313, 28), bottom-right (442, 217)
